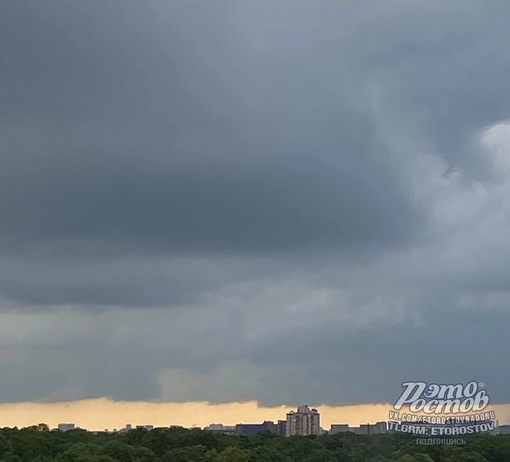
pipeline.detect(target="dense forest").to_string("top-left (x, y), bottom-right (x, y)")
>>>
top-left (0, 425), bottom-right (509, 461)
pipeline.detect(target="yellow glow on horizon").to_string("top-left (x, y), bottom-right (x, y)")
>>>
top-left (0, 399), bottom-right (508, 431)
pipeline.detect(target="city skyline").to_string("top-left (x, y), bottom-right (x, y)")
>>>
top-left (0, 399), bottom-right (510, 432)
top-left (1, 0), bottom-right (510, 422)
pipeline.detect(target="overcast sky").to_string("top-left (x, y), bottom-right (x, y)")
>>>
top-left (1, 0), bottom-right (510, 410)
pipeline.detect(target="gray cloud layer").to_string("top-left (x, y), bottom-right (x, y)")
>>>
top-left (1, 0), bottom-right (509, 407)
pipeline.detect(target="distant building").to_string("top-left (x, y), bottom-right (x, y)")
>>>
top-left (118, 424), bottom-right (132, 434)
top-left (348, 422), bottom-right (387, 435)
top-left (496, 425), bottom-right (510, 435)
top-left (136, 425), bottom-right (154, 431)
top-left (204, 423), bottom-right (236, 435)
top-left (328, 422), bottom-right (387, 435)
top-left (330, 424), bottom-right (349, 434)
top-left (372, 422), bottom-right (387, 434)
top-left (235, 421), bottom-right (277, 436)
top-left (58, 423), bottom-right (75, 432)
top-left (286, 405), bottom-right (320, 436)
top-left (277, 420), bottom-right (287, 436)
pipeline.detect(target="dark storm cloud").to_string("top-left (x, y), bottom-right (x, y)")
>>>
top-left (0, 1), bottom-right (417, 260)
top-left (0, 0), bottom-right (424, 307)
top-left (248, 306), bottom-right (510, 406)
top-left (1, 0), bottom-right (510, 407)
top-left (0, 151), bottom-right (416, 253)
top-left (0, 342), bottom-right (164, 402)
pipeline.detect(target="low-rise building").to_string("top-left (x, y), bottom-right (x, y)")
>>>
top-left (57, 423), bottom-right (75, 432)
top-left (495, 425), bottom-right (510, 435)
top-left (204, 423), bottom-right (236, 435)
top-left (235, 421), bottom-right (277, 436)
top-left (136, 425), bottom-right (153, 431)
top-left (330, 424), bottom-right (349, 434)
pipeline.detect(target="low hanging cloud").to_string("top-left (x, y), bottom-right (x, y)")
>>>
top-left (0, 0), bottom-right (509, 412)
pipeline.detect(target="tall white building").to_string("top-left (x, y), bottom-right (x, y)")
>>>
top-left (286, 405), bottom-right (320, 436)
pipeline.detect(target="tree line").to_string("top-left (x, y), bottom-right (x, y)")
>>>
top-left (0, 424), bottom-right (509, 461)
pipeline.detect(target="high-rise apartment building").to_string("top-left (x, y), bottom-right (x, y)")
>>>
top-left (286, 405), bottom-right (320, 436)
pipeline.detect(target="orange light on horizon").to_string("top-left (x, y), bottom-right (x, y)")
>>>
top-left (0, 399), bottom-right (508, 431)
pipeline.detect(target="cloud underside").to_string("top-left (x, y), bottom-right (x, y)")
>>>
top-left (0, 0), bottom-right (509, 406)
